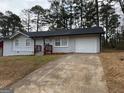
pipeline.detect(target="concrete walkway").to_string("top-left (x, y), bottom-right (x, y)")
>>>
top-left (10, 54), bottom-right (108, 93)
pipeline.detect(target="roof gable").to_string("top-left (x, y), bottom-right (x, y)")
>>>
top-left (10, 31), bottom-right (30, 39)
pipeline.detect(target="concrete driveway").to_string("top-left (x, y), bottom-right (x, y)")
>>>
top-left (10, 54), bottom-right (108, 93)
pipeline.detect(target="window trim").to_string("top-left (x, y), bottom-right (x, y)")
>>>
top-left (54, 37), bottom-right (68, 47)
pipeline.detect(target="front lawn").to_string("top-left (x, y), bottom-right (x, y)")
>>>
top-left (0, 55), bottom-right (62, 88)
top-left (100, 51), bottom-right (124, 93)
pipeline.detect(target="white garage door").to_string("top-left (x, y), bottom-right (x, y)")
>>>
top-left (75, 37), bottom-right (99, 53)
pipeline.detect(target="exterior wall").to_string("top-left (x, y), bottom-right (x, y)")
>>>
top-left (42, 36), bottom-right (75, 53)
top-left (35, 38), bottom-right (44, 55)
top-left (3, 34), bottom-right (100, 56)
top-left (53, 37), bottom-right (75, 53)
top-left (3, 35), bottom-right (34, 56)
top-left (35, 35), bottom-right (100, 53)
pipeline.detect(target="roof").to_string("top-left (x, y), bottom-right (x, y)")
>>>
top-left (25, 27), bottom-right (104, 38)
top-left (10, 31), bottom-right (29, 39)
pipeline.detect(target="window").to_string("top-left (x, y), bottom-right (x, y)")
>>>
top-left (15, 39), bottom-right (19, 46)
top-left (45, 39), bottom-right (52, 45)
top-left (55, 38), bottom-right (61, 46)
top-left (61, 39), bottom-right (68, 46)
top-left (26, 39), bottom-right (31, 46)
top-left (54, 38), bottom-right (68, 47)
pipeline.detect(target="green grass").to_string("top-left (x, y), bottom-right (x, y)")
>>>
top-left (0, 55), bottom-right (58, 63)
top-left (0, 55), bottom-right (62, 88)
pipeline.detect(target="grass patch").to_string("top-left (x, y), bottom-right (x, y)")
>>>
top-left (0, 55), bottom-right (62, 88)
top-left (100, 51), bottom-right (124, 93)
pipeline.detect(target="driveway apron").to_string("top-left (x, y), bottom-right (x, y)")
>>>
top-left (10, 54), bottom-right (108, 93)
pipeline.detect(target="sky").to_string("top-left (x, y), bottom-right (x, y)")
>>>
top-left (114, 2), bottom-right (124, 25)
top-left (0, 0), bottom-right (50, 15)
top-left (0, 0), bottom-right (123, 25)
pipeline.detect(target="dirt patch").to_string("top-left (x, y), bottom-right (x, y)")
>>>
top-left (100, 52), bottom-right (124, 93)
top-left (0, 55), bottom-right (62, 88)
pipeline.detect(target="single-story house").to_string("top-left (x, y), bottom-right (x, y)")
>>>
top-left (3, 27), bottom-right (104, 56)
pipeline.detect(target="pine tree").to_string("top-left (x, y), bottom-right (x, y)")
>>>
top-left (95, 0), bottom-right (99, 27)
top-left (31, 5), bottom-right (45, 32)
top-left (0, 11), bottom-right (24, 37)
top-left (84, 1), bottom-right (96, 28)
top-left (21, 9), bottom-right (32, 32)
top-left (100, 3), bottom-right (120, 47)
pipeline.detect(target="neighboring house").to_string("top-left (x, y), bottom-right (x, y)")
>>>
top-left (3, 27), bottom-right (104, 56)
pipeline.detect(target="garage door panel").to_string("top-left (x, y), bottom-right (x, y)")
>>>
top-left (75, 37), bottom-right (99, 53)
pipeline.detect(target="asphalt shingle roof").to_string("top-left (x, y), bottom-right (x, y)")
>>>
top-left (26, 27), bottom-right (104, 38)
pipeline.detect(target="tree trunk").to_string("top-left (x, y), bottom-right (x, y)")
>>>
top-left (70, 4), bottom-right (73, 29)
top-left (105, 14), bottom-right (109, 45)
top-left (95, 0), bottom-right (99, 27)
top-left (27, 11), bottom-right (30, 32)
top-left (37, 13), bottom-right (40, 32)
top-left (80, 0), bottom-right (83, 28)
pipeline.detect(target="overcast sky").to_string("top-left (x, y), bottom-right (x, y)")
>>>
top-left (0, 0), bottom-right (50, 15)
top-left (0, 0), bottom-right (123, 25)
